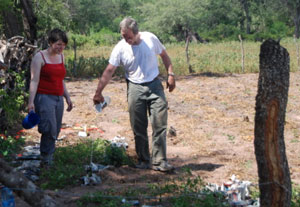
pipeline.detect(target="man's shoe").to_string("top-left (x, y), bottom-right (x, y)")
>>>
top-left (152, 162), bottom-right (174, 172)
top-left (135, 161), bottom-right (151, 169)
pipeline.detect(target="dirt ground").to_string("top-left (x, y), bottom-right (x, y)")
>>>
top-left (19, 72), bottom-right (300, 206)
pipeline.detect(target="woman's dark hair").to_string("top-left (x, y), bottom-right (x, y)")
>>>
top-left (48, 28), bottom-right (68, 44)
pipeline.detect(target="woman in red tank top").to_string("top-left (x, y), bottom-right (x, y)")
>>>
top-left (27, 28), bottom-right (73, 167)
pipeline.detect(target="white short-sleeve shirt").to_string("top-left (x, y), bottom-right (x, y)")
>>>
top-left (109, 32), bottom-right (165, 84)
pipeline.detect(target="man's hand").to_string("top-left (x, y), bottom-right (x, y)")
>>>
top-left (166, 75), bottom-right (176, 92)
top-left (93, 93), bottom-right (104, 105)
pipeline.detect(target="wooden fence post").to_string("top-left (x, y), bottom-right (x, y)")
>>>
top-left (294, 34), bottom-right (300, 71)
top-left (72, 37), bottom-right (77, 77)
top-left (185, 35), bottom-right (193, 73)
top-left (254, 39), bottom-right (291, 207)
top-left (239, 34), bottom-right (245, 73)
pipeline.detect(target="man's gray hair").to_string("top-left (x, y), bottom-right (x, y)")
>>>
top-left (119, 17), bottom-right (139, 34)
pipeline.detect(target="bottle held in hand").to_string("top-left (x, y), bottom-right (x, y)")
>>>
top-left (95, 96), bottom-right (111, 113)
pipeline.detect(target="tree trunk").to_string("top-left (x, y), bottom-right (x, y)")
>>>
top-left (240, 0), bottom-right (251, 34)
top-left (20, 0), bottom-right (37, 43)
top-left (254, 39), bottom-right (291, 207)
top-left (1, 10), bottom-right (23, 38)
top-left (0, 158), bottom-right (60, 207)
top-left (294, 5), bottom-right (300, 39)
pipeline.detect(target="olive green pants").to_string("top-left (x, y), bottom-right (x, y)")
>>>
top-left (127, 78), bottom-right (168, 165)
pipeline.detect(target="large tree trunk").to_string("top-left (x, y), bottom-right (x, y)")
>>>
top-left (0, 158), bottom-right (60, 207)
top-left (20, 0), bottom-right (37, 43)
top-left (254, 39), bottom-right (291, 207)
top-left (1, 0), bottom-right (37, 43)
top-left (1, 10), bottom-right (23, 38)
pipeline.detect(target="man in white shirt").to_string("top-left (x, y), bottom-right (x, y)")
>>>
top-left (93, 17), bottom-right (176, 172)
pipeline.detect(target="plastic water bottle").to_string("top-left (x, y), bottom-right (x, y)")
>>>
top-left (1, 187), bottom-right (15, 207)
top-left (95, 96), bottom-right (111, 113)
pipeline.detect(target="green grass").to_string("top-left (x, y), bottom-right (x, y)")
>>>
top-left (64, 37), bottom-right (300, 77)
top-left (38, 138), bottom-right (133, 190)
top-left (78, 175), bottom-right (230, 207)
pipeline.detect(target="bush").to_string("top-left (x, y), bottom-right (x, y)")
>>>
top-left (0, 134), bottom-right (25, 159)
top-left (39, 138), bottom-right (133, 189)
top-left (0, 69), bottom-right (28, 131)
top-left (65, 56), bottom-right (109, 78)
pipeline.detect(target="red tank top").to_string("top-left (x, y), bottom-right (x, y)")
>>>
top-left (37, 52), bottom-right (66, 96)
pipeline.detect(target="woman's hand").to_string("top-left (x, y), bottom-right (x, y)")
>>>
top-left (28, 102), bottom-right (35, 112)
top-left (66, 97), bottom-right (73, 112)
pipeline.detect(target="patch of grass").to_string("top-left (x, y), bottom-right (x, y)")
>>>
top-left (292, 184), bottom-right (300, 207)
top-left (39, 138), bottom-right (133, 189)
top-left (78, 175), bottom-right (230, 207)
top-left (64, 37), bottom-right (300, 77)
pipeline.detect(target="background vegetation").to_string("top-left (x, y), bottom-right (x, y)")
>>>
top-left (1, 0), bottom-right (300, 206)
top-left (0, 0), bottom-right (299, 43)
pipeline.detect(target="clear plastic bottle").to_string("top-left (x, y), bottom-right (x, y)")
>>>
top-left (1, 187), bottom-right (15, 207)
top-left (95, 96), bottom-right (111, 113)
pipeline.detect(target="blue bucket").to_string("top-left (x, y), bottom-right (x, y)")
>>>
top-left (22, 111), bottom-right (40, 129)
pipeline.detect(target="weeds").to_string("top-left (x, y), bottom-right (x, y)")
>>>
top-left (0, 133), bottom-right (25, 160)
top-left (78, 175), bottom-right (229, 207)
top-left (64, 37), bottom-right (300, 77)
top-left (39, 138), bottom-right (133, 189)
top-left (0, 70), bottom-right (27, 131)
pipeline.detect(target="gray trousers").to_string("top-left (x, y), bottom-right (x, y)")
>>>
top-left (34, 94), bottom-right (64, 163)
top-left (127, 78), bottom-right (168, 165)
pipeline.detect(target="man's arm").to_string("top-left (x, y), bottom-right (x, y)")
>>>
top-left (93, 63), bottom-right (117, 104)
top-left (160, 50), bottom-right (175, 92)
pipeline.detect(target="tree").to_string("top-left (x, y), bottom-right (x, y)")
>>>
top-left (0, 0), bottom-right (37, 42)
top-left (0, 0), bottom-right (23, 38)
top-left (32, 0), bottom-right (71, 36)
top-left (239, 0), bottom-right (251, 34)
top-left (138, 0), bottom-right (203, 42)
top-left (281, 0), bottom-right (300, 38)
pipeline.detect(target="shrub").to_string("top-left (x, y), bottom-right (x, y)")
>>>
top-left (65, 56), bottom-right (109, 78)
top-left (0, 69), bottom-right (28, 131)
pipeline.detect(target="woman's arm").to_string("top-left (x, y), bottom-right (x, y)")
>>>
top-left (63, 81), bottom-right (73, 112)
top-left (28, 53), bottom-right (43, 112)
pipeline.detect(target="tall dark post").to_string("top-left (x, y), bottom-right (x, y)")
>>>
top-left (254, 39), bottom-right (291, 207)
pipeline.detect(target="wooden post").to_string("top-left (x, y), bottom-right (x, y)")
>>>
top-left (238, 34), bottom-right (245, 73)
top-left (294, 34), bottom-right (300, 71)
top-left (72, 37), bottom-right (77, 77)
top-left (254, 39), bottom-right (291, 207)
top-left (185, 35), bottom-right (193, 73)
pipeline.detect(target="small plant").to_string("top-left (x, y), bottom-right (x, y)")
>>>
top-left (292, 184), bottom-right (300, 207)
top-left (103, 145), bottom-right (131, 167)
top-left (65, 56), bottom-right (109, 78)
top-left (39, 138), bottom-right (133, 189)
top-left (0, 69), bottom-right (28, 131)
top-left (0, 133), bottom-right (25, 160)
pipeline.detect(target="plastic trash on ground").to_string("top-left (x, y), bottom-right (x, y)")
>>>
top-left (110, 135), bottom-right (128, 150)
top-left (82, 173), bottom-right (102, 186)
top-left (205, 174), bottom-right (259, 207)
top-left (84, 162), bottom-right (111, 172)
